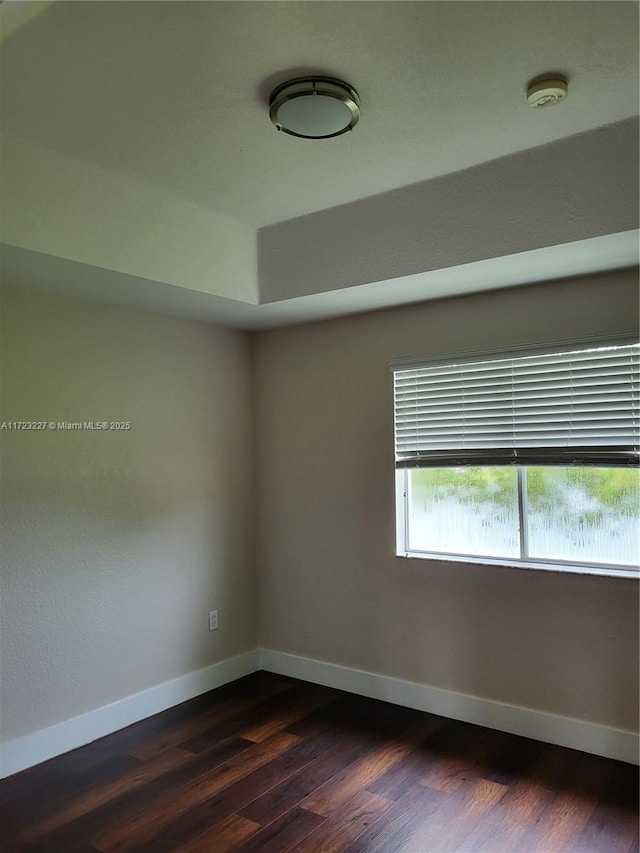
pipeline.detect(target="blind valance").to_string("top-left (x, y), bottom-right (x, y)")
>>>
top-left (393, 343), bottom-right (640, 468)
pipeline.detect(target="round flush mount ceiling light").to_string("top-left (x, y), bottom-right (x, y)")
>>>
top-left (526, 76), bottom-right (568, 108)
top-left (269, 76), bottom-right (360, 139)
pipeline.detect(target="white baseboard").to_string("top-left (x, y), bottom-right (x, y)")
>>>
top-left (0, 650), bottom-right (259, 779)
top-left (259, 649), bottom-right (639, 766)
top-left (2, 647), bottom-right (637, 778)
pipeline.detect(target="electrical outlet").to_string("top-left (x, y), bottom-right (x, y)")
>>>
top-left (208, 610), bottom-right (218, 631)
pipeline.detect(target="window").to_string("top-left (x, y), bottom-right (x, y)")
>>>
top-left (392, 340), bottom-right (640, 576)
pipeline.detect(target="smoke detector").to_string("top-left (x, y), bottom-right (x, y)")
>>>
top-left (526, 76), bottom-right (568, 109)
top-left (269, 77), bottom-right (360, 139)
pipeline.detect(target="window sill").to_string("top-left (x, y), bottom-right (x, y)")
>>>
top-left (396, 550), bottom-right (639, 579)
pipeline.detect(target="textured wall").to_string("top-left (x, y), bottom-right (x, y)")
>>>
top-left (253, 269), bottom-right (640, 731)
top-left (258, 119), bottom-right (639, 303)
top-left (0, 287), bottom-right (256, 741)
top-left (2, 269), bottom-right (638, 748)
top-left (0, 132), bottom-right (258, 303)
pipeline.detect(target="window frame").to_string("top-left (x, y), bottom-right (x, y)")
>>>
top-left (392, 334), bottom-right (639, 579)
top-left (395, 468), bottom-right (638, 578)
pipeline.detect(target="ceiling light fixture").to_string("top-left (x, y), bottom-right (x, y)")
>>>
top-left (526, 76), bottom-right (568, 108)
top-left (269, 76), bottom-right (360, 139)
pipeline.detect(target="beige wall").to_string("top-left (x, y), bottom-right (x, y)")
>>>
top-left (1, 132), bottom-right (258, 302)
top-left (2, 268), bottom-right (638, 748)
top-left (253, 269), bottom-right (640, 732)
top-left (0, 287), bottom-right (256, 741)
top-left (259, 119), bottom-right (639, 302)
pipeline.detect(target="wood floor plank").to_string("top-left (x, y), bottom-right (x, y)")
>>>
top-left (286, 692), bottom-right (427, 741)
top-left (294, 790), bottom-right (393, 853)
top-left (90, 731), bottom-right (301, 851)
top-left (175, 814), bottom-right (261, 853)
top-left (129, 725), bottom-right (347, 853)
top-left (418, 723), bottom-right (504, 795)
top-left (237, 729), bottom-right (380, 826)
top-left (56, 679), bottom-right (264, 772)
top-left (511, 748), bottom-right (615, 853)
top-left (238, 687), bottom-right (337, 743)
top-left (513, 788), bottom-right (600, 853)
top-left (174, 682), bottom-right (322, 756)
top-left (129, 679), bottom-right (294, 761)
top-left (454, 746), bottom-right (560, 852)
top-left (13, 736), bottom-right (257, 853)
top-left (396, 777), bottom-right (507, 852)
top-left (348, 727), bottom-right (511, 852)
top-left (342, 784), bottom-right (451, 853)
top-left (1, 753), bottom-right (142, 841)
top-left (19, 746), bottom-right (198, 844)
top-left (300, 719), bottom-right (437, 817)
top-left (567, 764), bottom-right (640, 853)
top-left (364, 718), bottom-right (448, 800)
top-left (232, 807), bottom-right (326, 853)
top-left (1, 672), bottom-right (636, 853)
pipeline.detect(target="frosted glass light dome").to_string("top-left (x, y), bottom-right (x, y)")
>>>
top-left (269, 77), bottom-right (360, 139)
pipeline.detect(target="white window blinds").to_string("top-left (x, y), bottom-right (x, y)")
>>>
top-left (393, 342), bottom-right (640, 468)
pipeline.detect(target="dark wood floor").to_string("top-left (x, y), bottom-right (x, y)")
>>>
top-left (1, 672), bottom-right (638, 853)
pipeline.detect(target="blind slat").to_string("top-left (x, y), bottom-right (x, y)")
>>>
top-left (393, 343), bottom-right (640, 468)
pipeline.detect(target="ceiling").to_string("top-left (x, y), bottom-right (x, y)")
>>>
top-left (3, 0), bottom-right (639, 226)
top-left (1, 1), bottom-right (639, 327)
